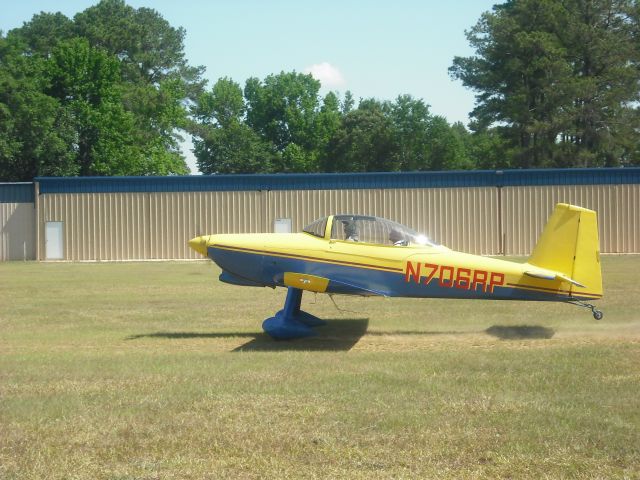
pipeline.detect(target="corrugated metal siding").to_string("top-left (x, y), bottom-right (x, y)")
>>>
top-left (35, 183), bottom-right (640, 261)
top-left (396, 187), bottom-right (500, 255)
top-left (0, 203), bottom-right (35, 260)
top-left (221, 184), bottom-right (635, 256)
top-left (38, 188), bottom-right (501, 260)
top-left (502, 185), bottom-right (640, 255)
top-left (615, 184), bottom-right (640, 253)
top-left (38, 191), bottom-right (267, 261)
top-left (39, 193), bottom-right (150, 261)
top-left (148, 191), bottom-right (264, 259)
top-left (249, 187), bottom-right (499, 255)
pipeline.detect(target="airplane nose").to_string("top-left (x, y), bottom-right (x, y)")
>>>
top-left (188, 235), bottom-right (209, 256)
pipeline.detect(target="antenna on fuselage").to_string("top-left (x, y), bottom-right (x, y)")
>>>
top-left (328, 294), bottom-right (359, 314)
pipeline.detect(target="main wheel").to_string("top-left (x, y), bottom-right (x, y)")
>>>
top-left (593, 310), bottom-right (603, 320)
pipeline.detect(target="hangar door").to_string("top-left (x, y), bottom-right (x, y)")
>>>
top-left (45, 221), bottom-right (64, 260)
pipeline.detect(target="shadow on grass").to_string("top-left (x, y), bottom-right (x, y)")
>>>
top-left (234, 318), bottom-right (370, 351)
top-left (366, 330), bottom-right (466, 336)
top-left (126, 318), bottom-right (370, 352)
top-left (127, 332), bottom-right (256, 340)
top-left (485, 325), bottom-right (555, 340)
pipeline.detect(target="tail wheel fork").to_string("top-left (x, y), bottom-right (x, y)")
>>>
top-left (568, 299), bottom-right (603, 320)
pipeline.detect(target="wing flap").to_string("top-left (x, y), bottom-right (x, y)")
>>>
top-left (283, 272), bottom-right (330, 293)
top-left (281, 272), bottom-right (387, 296)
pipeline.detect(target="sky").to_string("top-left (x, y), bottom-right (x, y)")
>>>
top-left (1, 0), bottom-right (498, 173)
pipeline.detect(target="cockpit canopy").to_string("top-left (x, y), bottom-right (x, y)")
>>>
top-left (302, 215), bottom-right (436, 247)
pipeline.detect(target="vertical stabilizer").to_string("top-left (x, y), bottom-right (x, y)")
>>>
top-left (527, 204), bottom-right (602, 297)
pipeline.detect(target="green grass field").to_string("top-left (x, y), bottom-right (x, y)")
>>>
top-left (1, 257), bottom-right (639, 479)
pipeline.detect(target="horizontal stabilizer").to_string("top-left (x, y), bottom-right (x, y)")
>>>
top-left (556, 273), bottom-right (586, 288)
top-left (523, 270), bottom-right (555, 281)
top-left (524, 270), bottom-right (586, 288)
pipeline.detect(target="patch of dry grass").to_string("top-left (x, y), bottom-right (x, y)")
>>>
top-left (1, 256), bottom-right (639, 479)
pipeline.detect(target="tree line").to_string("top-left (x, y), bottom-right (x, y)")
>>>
top-left (192, 75), bottom-right (477, 174)
top-left (1, 0), bottom-right (638, 181)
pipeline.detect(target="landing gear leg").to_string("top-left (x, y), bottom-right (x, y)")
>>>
top-left (262, 287), bottom-right (327, 339)
top-left (568, 300), bottom-right (603, 320)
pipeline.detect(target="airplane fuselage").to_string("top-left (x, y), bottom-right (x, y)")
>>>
top-left (204, 233), bottom-right (600, 302)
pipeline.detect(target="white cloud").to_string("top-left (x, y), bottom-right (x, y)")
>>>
top-left (304, 62), bottom-right (346, 89)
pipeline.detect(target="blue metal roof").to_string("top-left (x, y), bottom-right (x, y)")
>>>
top-left (33, 168), bottom-right (640, 194)
top-left (496, 168), bottom-right (640, 186)
top-left (0, 183), bottom-right (34, 203)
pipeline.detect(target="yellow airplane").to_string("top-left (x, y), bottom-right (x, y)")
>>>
top-left (189, 203), bottom-right (603, 339)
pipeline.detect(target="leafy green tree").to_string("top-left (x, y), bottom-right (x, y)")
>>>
top-left (193, 121), bottom-right (273, 174)
top-left (74, 0), bottom-right (203, 173)
top-left (244, 72), bottom-right (324, 172)
top-left (462, 123), bottom-right (513, 170)
top-left (0, 34), bottom-right (76, 180)
top-left (383, 95), bottom-right (474, 171)
top-left (276, 143), bottom-right (313, 172)
top-left (0, 0), bottom-right (201, 180)
top-left (195, 77), bottom-right (246, 128)
top-left (45, 38), bottom-right (144, 176)
top-left (389, 95), bottom-right (431, 170)
top-left (425, 116), bottom-right (473, 170)
top-left (193, 78), bottom-right (272, 174)
top-left (315, 92), bottom-right (343, 171)
top-left (325, 99), bottom-right (397, 172)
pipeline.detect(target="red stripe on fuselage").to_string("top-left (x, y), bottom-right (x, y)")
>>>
top-left (507, 282), bottom-right (602, 299)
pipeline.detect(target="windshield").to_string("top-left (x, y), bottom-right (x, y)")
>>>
top-left (329, 215), bottom-right (436, 246)
top-left (302, 216), bottom-right (328, 238)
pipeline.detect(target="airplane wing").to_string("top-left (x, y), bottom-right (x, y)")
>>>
top-left (281, 272), bottom-right (387, 297)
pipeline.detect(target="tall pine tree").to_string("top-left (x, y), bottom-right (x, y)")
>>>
top-left (450, 0), bottom-right (640, 167)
